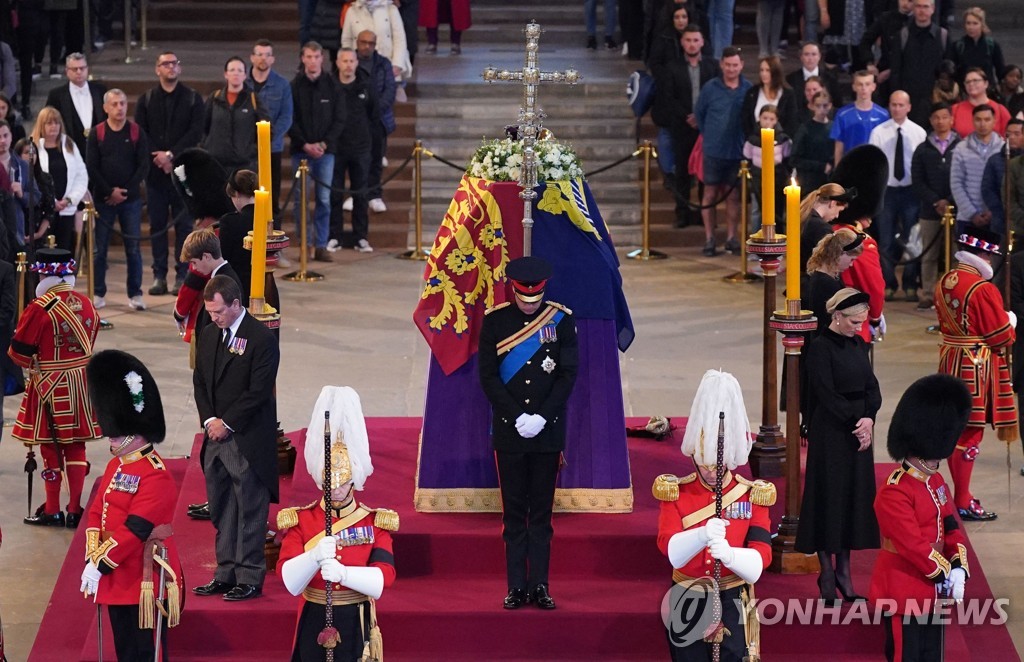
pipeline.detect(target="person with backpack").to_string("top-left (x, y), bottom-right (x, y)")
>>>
top-left (887, 0), bottom-right (952, 129)
top-left (201, 57), bottom-right (267, 175)
top-left (85, 89), bottom-right (150, 311)
top-left (134, 51), bottom-right (205, 297)
top-left (949, 7), bottom-right (1005, 89)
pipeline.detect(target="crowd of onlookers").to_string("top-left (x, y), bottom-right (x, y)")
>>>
top-left (638, 0), bottom-right (1024, 291)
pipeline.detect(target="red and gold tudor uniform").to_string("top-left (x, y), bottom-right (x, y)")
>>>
top-left (85, 445), bottom-right (184, 611)
top-left (935, 259), bottom-right (1016, 514)
top-left (278, 499), bottom-right (397, 661)
top-left (11, 278), bottom-right (102, 524)
top-left (655, 471), bottom-right (775, 661)
top-left (834, 221), bottom-right (886, 342)
top-left (869, 463), bottom-right (968, 617)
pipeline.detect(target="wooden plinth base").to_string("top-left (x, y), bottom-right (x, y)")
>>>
top-left (769, 516), bottom-right (820, 574)
top-left (750, 425), bottom-right (786, 478)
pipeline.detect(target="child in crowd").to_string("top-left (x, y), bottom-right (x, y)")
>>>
top-left (743, 104), bottom-right (791, 233)
top-left (792, 91), bottom-right (836, 196)
top-left (932, 60), bottom-right (962, 105)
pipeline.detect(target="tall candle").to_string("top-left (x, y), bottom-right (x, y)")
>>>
top-left (761, 127), bottom-right (775, 226)
top-left (250, 189), bottom-right (270, 302)
top-left (257, 121), bottom-right (272, 195)
top-left (785, 178), bottom-right (801, 303)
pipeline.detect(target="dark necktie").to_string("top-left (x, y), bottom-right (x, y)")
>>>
top-left (893, 127), bottom-right (905, 182)
top-left (223, 329), bottom-right (232, 350)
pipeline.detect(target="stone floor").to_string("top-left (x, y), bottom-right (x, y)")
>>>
top-left (1, 230), bottom-right (1023, 659)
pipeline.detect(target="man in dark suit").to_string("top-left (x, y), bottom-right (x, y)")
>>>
top-left (44, 52), bottom-right (106, 159)
top-left (478, 256), bottom-right (578, 611)
top-left (650, 25), bottom-right (720, 228)
top-left (785, 42), bottom-right (844, 111)
top-left (192, 275), bottom-right (280, 601)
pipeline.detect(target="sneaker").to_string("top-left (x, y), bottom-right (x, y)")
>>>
top-left (49, 66), bottom-right (61, 79)
top-left (327, 238), bottom-right (341, 252)
top-left (450, 43), bottom-right (462, 55)
top-left (702, 238), bottom-right (718, 257)
top-left (884, 288), bottom-right (897, 301)
top-left (425, 43), bottom-right (438, 54)
top-left (369, 198), bottom-right (387, 213)
top-left (915, 298), bottom-right (935, 311)
top-left (605, 36), bottom-right (618, 50)
top-left (382, 156), bottom-right (389, 168)
top-left (93, 295), bottom-right (106, 309)
top-left (905, 288), bottom-right (919, 302)
top-left (356, 239), bottom-right (374, 253)
top-left (128, 295), bottom-right (146, 311)
top-left (724, 238), bottom-right (741, 255)
top-left (586, 36), bottom-right (597, 50)
top-left (148, 278), bottom-right (168, 296)
top-left (342, 197), bottom-right (353, 211)
top-left (313, 247), bottom-right (334, 262)
top-left (170, 278), bottom-right (184, 296)
top-left (31, 65), bottom-right (41, 81)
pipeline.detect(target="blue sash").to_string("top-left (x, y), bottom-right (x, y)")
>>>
top-left (499, 310), bottom-right (564, 384)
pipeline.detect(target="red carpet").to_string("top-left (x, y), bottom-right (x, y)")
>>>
top-left (30, 418), bottom-right (1019, 661)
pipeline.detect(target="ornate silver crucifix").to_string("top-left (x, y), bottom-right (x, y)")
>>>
top-left (482, 22), bottom-right (581, 256)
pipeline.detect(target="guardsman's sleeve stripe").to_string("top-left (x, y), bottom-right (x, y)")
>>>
top-left (368, 548), bottom-right (394, 567)
top-left (952, 542), bottom-right (969, 577)
top-left (745, 526), bottom-right (772, 546)
top-left (925, 549), bottom-right (952, 580)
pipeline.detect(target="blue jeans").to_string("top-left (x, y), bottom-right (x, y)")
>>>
top-left (146, 173), bottom-right (190, 282)
top-left (584, 0), bottom-right (617, 37)
top-left (292, 152), bottom-right (334, 248)
top-left (94, 198), bottom-right (143, 298)
top-left (707, 0), bottom-right (736, 59)
top-left (657, 128), bottom-right (676, 175)
top-left (802, 0), bottom-right (819, 43)
top-left (877, 185), bottom-right (920, 291)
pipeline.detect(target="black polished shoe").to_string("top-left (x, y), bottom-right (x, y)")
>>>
top-left (193, 579), bottom-right (235, 596)
top-left (65, 511), bottom-right (83, 529)
top-left (529, 583), bottom-right (556, 610)
top-left (188, 503), bottom-right (211, 520)
top-left (958, 499), bottom-right (997, 521)
top-left (503, 588), bottom-right (527, 610)
top-left (223, 584), bottom-right (262, 601)
top-left (816, 574), bottom-right (840, 606)
top-left (187, 501), bottom-right (207, 512)
top-left (24, 510), bottom-right (65, 527)
top-left (837, 583), bottom-right (867, 603)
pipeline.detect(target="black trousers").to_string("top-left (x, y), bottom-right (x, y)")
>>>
top-left (107, 604), bottom-right (168, 662)
top-left (665, 585), bottom-right (747, 662)
top-left (329, 148), bottom-right (371, 244)
top-left (884, 612), bottom-right (945, 662)
top-left (367, 126), bottom-right (385, 200)
top-left (292, 600), bottom-right (368, 662)
top-left (495, 450), bottom-right (560, 591)
top-left (15, 6), bottom-right (48, 109)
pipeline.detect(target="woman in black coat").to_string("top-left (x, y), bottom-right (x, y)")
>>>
top-left (795, 288), bottom-right (881, 604)
top-left (741, 55), bottom-right (799, 137)
top-left (218, 169), bottom-right (256, 302)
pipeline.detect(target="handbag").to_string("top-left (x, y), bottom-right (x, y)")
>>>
top-left (900, 222), bottom-right (922, 261)
top-left (626, 70), bottom-right (656, 118)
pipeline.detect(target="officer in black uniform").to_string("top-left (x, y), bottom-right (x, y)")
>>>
top-left (478, 256), bottom-right (579, 611)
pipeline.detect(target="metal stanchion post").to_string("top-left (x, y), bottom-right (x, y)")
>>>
top-left (15, 252), bottom-right (26, 317)
top-left (724, 160), bottom-right (761, 283)
top-left (140, 0), bottom-right (148, 50)
top-left (283, 159), bottom-right (324, 282)
top-left (122, 0), bottom-right (136, 63)
top-left (927, 205), bottom-right (956, 334)
top-left (83, 201), bottom-right (113, 329)
top-left (398, 140), bottom-right (429, 261)
top-left (84, 2), bottom-right (92, 55)
top-left (627, 140), bottom-right (667, 260)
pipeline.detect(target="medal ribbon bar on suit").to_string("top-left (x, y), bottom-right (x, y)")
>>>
top-left (498, 309), bottom-right (564, 384)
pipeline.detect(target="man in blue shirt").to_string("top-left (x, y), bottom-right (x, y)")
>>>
top-left (248, 39), bottom-right (294, 227)
top-left (695, 46), bottom-right (751, 257)
top-left (831, 70), bottom-right (889, 165)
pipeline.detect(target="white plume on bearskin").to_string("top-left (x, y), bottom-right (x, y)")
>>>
top-left (681, 369), bottom-right (753, 469)
top-left (304, 386), bottom-right (373, 491)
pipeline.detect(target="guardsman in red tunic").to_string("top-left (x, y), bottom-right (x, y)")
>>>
top-left (12, 248), bottom-right (102, 528)
top-left (654, 370), bottom-right (775, 662)
top-left (279, 386), bottom-right (397, 662)
top-left (79, 350), bottom-right (184, 661)
top-left (935, 228), bottom-right (1017, 520)
top-left (869, 374), bottom-right (973, 661)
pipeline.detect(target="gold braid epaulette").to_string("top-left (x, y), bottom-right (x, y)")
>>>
top-left (735, 475), bottom-right (777, 507)
top-left (276, 501), bottom-right (319, 530)
top-left (371, 508), bottom-right (400, 531)
top-left (484, 302), bottom-right (511, 316)
top-left (546, 301), bottom-right (572, 315)
top-left (652, 473), bottom-right (696, 501)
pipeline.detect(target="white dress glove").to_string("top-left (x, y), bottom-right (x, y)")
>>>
top-left (311, 536), bottom-right (337, 563)
top-left (946, 567), bottom-right (966, 602)
top-left (1007, 311), bottom-right (1017, 329)
top-left (707, 538), bottom-right (736, 565)
top-left (80, 561), bottom-right (101, 598)
top-left (704, 517), bottom-right (728, 542)
top-left (320, 558), bottom-right (348, 584)
top-left (519, 414), bottom-right (547, 438)
top-left (515, 413), bottom-right (531, 433)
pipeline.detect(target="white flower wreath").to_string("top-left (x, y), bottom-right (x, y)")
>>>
top-left (467, 137), bottom-right (585, 182)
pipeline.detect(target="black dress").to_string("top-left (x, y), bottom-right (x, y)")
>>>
top-left (804, 270), bottom-right (843, 337)
top-left (795, 329), bottom-right (881, 554)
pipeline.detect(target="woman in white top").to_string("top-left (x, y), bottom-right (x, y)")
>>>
top-left (341, 0), bottom-right (413, 81)
top-left (31, 105), bottom-right (88, 252)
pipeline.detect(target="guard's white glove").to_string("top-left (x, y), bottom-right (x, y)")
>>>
top-left (311, 536), bottom-right (337, 563)
top-left (80, 561), bottom-right (101, 598)
top-left (946, 567), bottom-right (966, 602)
top-left (707, 538), bottom-right (736, 565)
top-left (515, 413), bottom-right (531, 433)
top-left (519, 414), bottom-right (546, 438)
top-left (320, 558), bottom-right (348, 584)
top-left (1007, 311), bottom-right (1017, 329)
top-left (703, 517), bottom-right (728, 542)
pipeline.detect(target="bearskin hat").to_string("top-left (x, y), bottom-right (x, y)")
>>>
top-left (87, 350), bottom-right (166, 443)
top-left (171, 148), bottom-right (235, 221)
top-left (887, 374), bottom-right (971, 462)
top-left (830, 144), bottom-right (889, 225)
